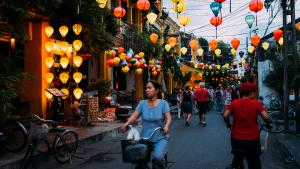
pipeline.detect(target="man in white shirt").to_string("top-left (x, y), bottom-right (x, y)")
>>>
top-left (207, 86), bottom-right (215, 111)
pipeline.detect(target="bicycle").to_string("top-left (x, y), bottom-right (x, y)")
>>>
top-left (121, 126), bottom-right (168, 169)
top-left (226, 124), bottom-right (268, 169)
top-left (0, 117), bottom-right (28, 152)
top-left (258, 106), bottom-right (297, 133)
top-left (21, 113), bottom-right (78, 169)
top-left (258, 93), bottom-right (281, 110)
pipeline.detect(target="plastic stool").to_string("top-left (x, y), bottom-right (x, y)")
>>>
top-left (62, 117), bottom-right (72, 126)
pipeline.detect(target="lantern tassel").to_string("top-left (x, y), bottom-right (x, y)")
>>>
top-left (277, 45), bottom-right (278, 51)
top-left (255, 50), bottom-right (256, 57)
top-left (256, 14), bottom-right (257, 26)
top-left (184, 28), bottom-right (185, 38)
top-left (127, 0), bottom-right (129, 7)
top-left (142, 13), bottom-right (144, 25)
top-left (213, 53), bottom-right (214, 60)
top-left (119, 19), bottom-right (121, 30)
top-left (265, 53), bottom-right (266, 57)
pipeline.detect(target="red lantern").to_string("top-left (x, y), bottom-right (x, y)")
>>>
top-left (189, 40), bottom-right (198, 51)
top-left (190, 77), bottom-right (193, 81)
top-left (113, 7), bottom-right (126, 30)
top-left (125, 55), bottom-right (131, 61)
top-left (143, 64), bottom-right (148, 70)
top-left (214, 0), bottom-right (226, 2)
top-left (136, 0), bottom-right (150, 25)
top-left (149, 64), bottom-right (154, 69)
top-left (156, 69), bottom-right (161, 73)
top-left (152, 71), bottom-right (157, 76)
top-left (249, 0), bottom-right (263, 26)
top-left (127, 62), bottom-right (132, 67)
top-left (139, 62), bottom-right (144, 68)
top-left (134, 55), bottom-right (141, 60)
top-left (158, 61), bottom-right (162, 65)
top-left (106, 58), bottom-right (115, 67)
top-left (251, 35), bottom-right (260, 48)
top-left (273, 29), bottom-right (283, 41)
top-left (117, 47), bottom-right (124, 54)
top-left (169, 54), bottom-right (174, 60)
top-left (231, 38), bottom-right (240, 50)
top-left (210, 17), bottom-right (222, 39)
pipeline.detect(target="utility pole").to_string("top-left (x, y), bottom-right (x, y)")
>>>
top-left (282, 0), bottom-right (299, 134)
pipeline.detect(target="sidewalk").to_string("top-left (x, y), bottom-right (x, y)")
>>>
top-left (0, 109), bottom-right (141, 169)
top-left (277, 133), bottom-right (300, 165)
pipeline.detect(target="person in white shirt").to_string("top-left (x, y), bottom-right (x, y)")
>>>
top-left (207, 86), bottom-right (215, 111)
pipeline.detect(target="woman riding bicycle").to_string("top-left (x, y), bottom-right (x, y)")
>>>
top-left (223, 82), bottom-right (273, 169)
top-left (121, 80), bottom-right (172, 169)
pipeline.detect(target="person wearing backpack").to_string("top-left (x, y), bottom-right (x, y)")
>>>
top-left (216, 87), bottom-right (223, 114)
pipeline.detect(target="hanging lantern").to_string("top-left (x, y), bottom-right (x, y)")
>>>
top-left (228, 53), bottom-right (233, 60)
top-left (196, 55), bottom-right (201, 60)
top-left (59, 26), bottom-right (69, 37)
top-left (197, 49), bottom-right (204, 56)
top-left (178, 15), bottom-right (190, 38)
top-left (138, 52), bottom-right (144, 59)
top-left (73, 72), bottom-right (83, 83)
top-left (61, 89), bottom-right (69, 100)
top-left (239, 62), bottom-right (242, 67)
top-left (112, 57), bottom-right (120, 66)
top-left (210, 2), bottom-right (221, 17)
top-left (179, 58), bottom-right (183, 63)
top-left (278, 37), bottom-right (283, 46)
top-left (165, 44), bottom-right (171, 52)
top-left (189, 40), bottom-right (198, 51)
top-left (217, 65), bottom-right (221, 70)
top-left (147, 13), bottom-right (157, 25)
top-left (118, 47), bottom-right (124, 54)
top-left (181, 47), bottom-right (187, 55)
top-left (73, 88), bottom-right (83, 100)
top-left (59, 73), bottom-right (69, 84)
top-left (45, 91), bottom-right (53, 99)
top-left (225, 63), bottom-right (229, 68)
top-left (210, 17), bottom-right (222, 39)
top-left (155, 69), bottom-right (161, 73)
top-left (134, 55), bottom-right (141, 60)
top-left (204, 64), bottom-right (209, 69)
top-left (215, 49), bottom-right (221, 57)
top-left (242, 59), bottom-right (246, 65)
top-left (231, 49), bottom-right (236, 57)
top-left (45, 73), bottom-right (54, 83)
top-left (73, 40), bottom-right (82, 51)
top-left (119, 53), bottom-right (126, 61)
top-left (150, 33), bottom-right (158, 47)
top-left (60, 57), bottom-right (69, 68)
top-left (74, 56), bottom-right (83, 67)
top-left (245, 15), bottom-right (255, 28)
top-left (251, 35), bottom-right (261, 56)
top-left (233, 62), bottom-right (237, 69)
top-left (96, 0), bottom-right (107, 8)
top-left (60, 42), bottom-right (69, 53)
top-left (206, 55), bottom-right (212, 61)
top-left (143, 64), bottom-right (148, 70)
top-left (152, 71), bottom-right (157, 76)
top-left (190, 61), bottom-right (194, 66)
top-left (122, 66), bottom-right (130, 73)
top-left (248, 46), bottom-right (254, 54)
top-left (149, 60), bottom-right (154, 64)
top-left (231, 38), bottom-right (240, 50)
top-left (249, 0), bottom-right (263, 26)
top-left (209, 40), bottom-right (218, 60)
top-left (136, 0), bottom-right (150, 11)
top-left (136, 68), bottom-right (143, 75)
top-left (106, 58), bottom-right (115, 67)
top-left (158, 61), bottom-right (162, 65)
top-left (125, 55), bottom-right (131, 62)
top-left (129, 58), bottom-right (137, 65)
top-left (194, 64), bottom-right (199, 69)
top-left (273, 29), bottom-right (283, 51)
top-left (211, 71), bottom-right (214, 75)
top-left (72, 24), bottom-right (82, 35)
top-left (209, 65), bottom-right (212, 70)
top-left (172, 2), bottom-right (187, 14)
top-left (45, 57), bottom-right (54, 68)
top-left (168, 37), bottom-right (177, 48)
top-left (239, 51), bottom-right (244, 58)
top-left (110, 50), bottom-right (116, 58)
top-left (45, 42), bottom-right (54, 52)
top-left (113, 7), bottom-right (126, 30)
top-left (45, 26), bottom-right (54, 38)
top-left (262, 42), bottom-right (269, 51)
top-left (216, 71), bottom-right (219, 75)
top-left (149, 64), bottom-right (154, 69)
top-left (134, 61), bottom-right (140, 67)
top-left (121, 59), bottom-right (127, 67)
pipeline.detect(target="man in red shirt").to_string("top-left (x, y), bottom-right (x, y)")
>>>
top-left (195, 82), bottom-right (210, 126)
top-left (223, 82), bottom-right (273, 169)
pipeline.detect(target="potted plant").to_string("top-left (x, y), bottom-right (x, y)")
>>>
top-left (87, 78), bottom-right (113, 101)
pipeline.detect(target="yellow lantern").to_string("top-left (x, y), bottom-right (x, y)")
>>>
top-left (165, 44), bottom-right (171, 52)
top-left (181, 47), bottom-right (187, 55)
top-left (72, 24), bottom-right (82, 35)
top-left (146, 13), bottom-right (157, 25)
top-left (97, 0), bottom-right (107, 8)
top-left (152, 67), bottom-right (156, 72)
top-left (231, 48), bottom-right (236, 56)
top-left (233, 61), bottom-right (237, 66)
top-left (190, 61), bottom-right (194, 66)
top-left (45, 57), bottom-right (54, 68)
top-left (173, 2), bottom-right (186, 13)
top-left (242, 59), bottom-right (246, 64)
top-left (59, 26), bottom-right (69, 37)
top-left (45, 42), bottom-right (54, 52)
top-left (73, 72), bottom-right (83, 83)
top-left (73, 40), bottom-right (82, 51)
top-left (247, 46), bottom-right (254, 54)
top-left (60, 42), bottom-right (69, 53)
top-left (217, 65), bottom-right (220, 70)
top-left (194, 64), bottom-right (198, 69)
top-left (59, 73), bottom-right (69, 84)
top-left (197, 49), bottom-right (204, 56)
top-left (73, 88), bottom-right (83, 100)
top-left (209, 65), bottom-right (212, 70)
top-left (122, 66), bottom-right (129, 73)
top-left (119, 53), bottom-right (126, 61)
top-left (60, 57), bottom-right (69, 68)
top-left (106, 50), bottom-right (112, 57)
top-left (114, 57), bottom-right (121, 65)
top-left (45, 26), bottom-right (54, 38)
top-left (149, 60), bottom-right (154, 64)
top-left (262, 42), bottom-right (269, 51)
top-left (68, 44), bottom-right (73, 53)
top-left (171, 0), bottom-right (183, 2)
top-left (178, 15), bottom-right (190, 38)
top-left (61, 88), bottom-right (69, 100)
top-left (136, 68), bottom-right (143, 75)
top-left (45, 91), bottom-right (53, 99)
top-left (45, 73), bottom-right (54, 83)
top-left (225, 63), bottom-right (229, 68)
top-left (74, 56), bottom-right (83, 67)
top-left (215, 49), bottom-right (221, 57)
top-left (278, 37), bottom-right (283, 46)
top-left (134, 61), bottom-right (140, 67)
top-left (139, 52), bottom-right (144, 59)
top-left (158, 65), bottom-right (161, 69)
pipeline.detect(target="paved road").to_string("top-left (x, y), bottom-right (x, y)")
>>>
top-left (37, 109), bottom-right (300, 169)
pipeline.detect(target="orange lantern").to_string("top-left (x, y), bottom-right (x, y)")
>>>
top-left (150, 33), bottom-right (158, 53)
top-left (249, 0), bottom-right (263, 26)
top-left (136, 0), bottom-right (150, 25)
top-left (231, 38), bottom-right (240, 50)
top-left (106, 58), bottom-right (115, 67)
top-left (168, 37), bottom-right (177, 48)
top-left (209, 40), bottom-right (218, 60)
top-left (152, 71), bottom-right (157, 76)
top-left (189, 40), bottom-right (198, 51)
top-left (273, 29), bottom-right (283, 51)
top-left (210, 17), bottom-right (222, 39)
top-left (251, 35), bottom-right (260, 56)
top-left (113, 7), bottom-right (126, 30)
top-left (118, 47), bottom-right (124, 54)
top-left (111, 50), bottom-right (116, 58)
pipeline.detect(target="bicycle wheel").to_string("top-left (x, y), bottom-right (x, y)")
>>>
top-left (269, 112), bottom-right (284, 132)
top-left (21, 139), bottom-right (38, 169)
top-left (54, 130), bottom-right (78, 163)
top-left (270, 100), bottom-right (280, 110)
top-left (2, 122), bottom-right (27, 152)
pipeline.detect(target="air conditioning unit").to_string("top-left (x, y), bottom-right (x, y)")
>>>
top-left (22, 22), bottom-right (32, 41)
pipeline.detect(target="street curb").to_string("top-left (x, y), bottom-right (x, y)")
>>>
top-left (276, 133), bottom-right (300, 165)
top-left (0, 119), bottom-right (142, 169)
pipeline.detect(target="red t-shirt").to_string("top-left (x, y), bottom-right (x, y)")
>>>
top-left (195, 89), bottom-right (210, 102)
top-left (227, 99), bottom-right (265, 140)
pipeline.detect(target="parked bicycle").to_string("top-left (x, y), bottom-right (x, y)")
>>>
top-left (121, 126), bottom-right (168, 169)
top-left (21, 113), bottom-right (78, 169)
top-left (258, 93), bottom-right (281, 110)
top-left (0, 117), bottom-right (27, 152)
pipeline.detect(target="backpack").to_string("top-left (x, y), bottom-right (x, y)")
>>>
top-left (216, 91), bottom-right (221, 98)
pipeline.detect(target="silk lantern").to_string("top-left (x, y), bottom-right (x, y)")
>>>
top-left (60, 57), bottom-right (69, 68)
top-left (73, 88), bottom-right (83, 100)
top-left (251, 35), bottom-right (260, 56)
top-left (239, 51), bottom-right (244, 58)
top-left (45, 91), bottom-right (53, 99)
top-left (136, 0), bottom-right (150, 25)
top-left (59, 73), bottom-right (69, 84)
top-left (72, 24), bottom-right (82, 35)
top-left (165, 44), bottom-right (171, 52)
top-left (45, 42), bottom-right (54, 52)
top-left (106, 58), bottom-right (115, 67)
top-left (262, 42), bottom-right (269, 57)
top-left (45, 26), bottom-right (54, 38)
top-left (139, 52), bottom-right (144, 59)
top-left (150, 33), bottom-right (158, 52)
top-left (122, 66), bottom-right (129, 73)
top-left (119, 53), bottom-right (126, 61)
top-left (189, 40), bottom-right (198, 51)
top-left (113, 7), bottom-right (126, 30)
top-left (249, 0), bottom-right (263, 26)
top-left (242, 59), bottom-right (246, 65)
top-left (73, 72), bottom-right (83, 83)
top-left (147, 13), bottom-right (157, 25)
top-left (59, 26), bottom-right (69, 37)
top-left (273, 29), bottom-right (283, 51)
top-left (215, 49), bottom-right (221, 57)
top-left (173, 2), bottom-right (186, 18)
top-left (136, 68), bottom-right (143, 75)
top-left (168, 37), bottom-right (177, 48)
top-left (231, 49), bottom-right (236, 57)
top-left (278, 37), bottom-right (283, 52)
top-left (248, 46), bottom-right (254, 54)
top-left (61, 89), bottom-right (69, 100)
top-left (45, 73), bottom-right (54, 83)
top-left (228, 53), bottom-right (233, 60)
top-left (74, 56), bottom-right (83, 67)
top-left (73, 40), bottom-right (82, 51)
top-left (231, 38), bottom-right (240, 50)
top-left (45, 57), bottom-right (54, 68)
top-left (210, 17), bottom-right (222, 38)
top-left (209, 40), bottom-right (218, 60)
top-left (210, 2), bottom-right (221, 17)
top-left (181, 47), bottom-right (187, 55)
top-left (60, 41), bottom-right (69, 53)
top-left (197, 49), bottom-right (204, 56)
top-left (178, 15), bottom-right (190, 38)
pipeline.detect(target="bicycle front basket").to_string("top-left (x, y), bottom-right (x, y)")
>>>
top-left (29, 123), bottom-right (50, 141)
top-left (121, 140), bottom-right (153, 163)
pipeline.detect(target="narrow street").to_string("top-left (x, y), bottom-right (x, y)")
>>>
top-left (37, 109), bottom-right (300, 169)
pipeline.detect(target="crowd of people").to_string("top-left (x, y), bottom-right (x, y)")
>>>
top-left (176, 83), bottom-right (241, 126)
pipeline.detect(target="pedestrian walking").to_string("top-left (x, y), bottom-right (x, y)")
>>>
top-left (177, 88), bottom-right (183, 119)
top-left (223, 82), bottom-right (273, 169)
top-left (207, 86), bottom-right (215, 111)
top-left (195, 82), bottom-right (210, 126)
top-left (157, 85), bottom-right (165, 100)
top-left (215, 86), bottom-right (223, 114)
top-left (231, 85), bottom-right (240, 102)
top-left (179, 85), bottom-right (194, 126)
top-left (222, 85), bottom-right (232, 115)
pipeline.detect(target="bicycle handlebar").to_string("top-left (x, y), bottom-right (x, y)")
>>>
top-left (28, 113), bottom-right (58, 126)
top-left (125, 125), bottom-right (164, 140)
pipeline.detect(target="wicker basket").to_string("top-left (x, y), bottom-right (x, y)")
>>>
top-left (29, 123), bottom-right (50, 141)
